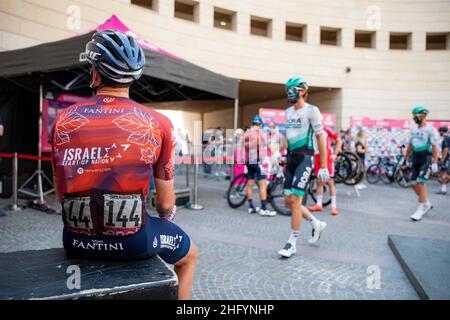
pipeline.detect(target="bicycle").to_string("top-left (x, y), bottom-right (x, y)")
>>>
top-left (226, 163), bottom-right (331, 216)
top-left (366, 156), bottom-right (396, 184)
top-left (226, 164), bottom-right (288, 214)
top-left (337, 151), bottom-right (365, 186)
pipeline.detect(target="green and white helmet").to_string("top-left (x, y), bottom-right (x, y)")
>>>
top-left (286, 77), bottom-right (308, 103)
top-left (411, 105), bottom-right (429, 115)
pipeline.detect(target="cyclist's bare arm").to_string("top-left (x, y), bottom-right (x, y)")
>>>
top-left (403, 143), bottom-right (413, 164)
top-left (432, 144), bottom-right (439, 164)
top-left (154, 178), bottom-right (176, 212)
top-left (443, 147), bottom-right (449, 161)
top-left (316, 134), bottom-right (328, 168)
top-left (153, 117), bottom-right (176, 215)
top-left (53, 176), bottom-right (63, 203)
top-left (335, 138), bottom-right (343, 154)
top-left (280, 136), bottom-right (288, 152)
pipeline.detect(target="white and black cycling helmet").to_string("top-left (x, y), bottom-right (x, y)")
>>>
top-left (85, 30), bottom-right (145, 86)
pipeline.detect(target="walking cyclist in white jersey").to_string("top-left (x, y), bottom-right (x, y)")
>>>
top-left (278, 77), bottom-right (330, 258)
top-left (401, 106), bottom-right (440, 221)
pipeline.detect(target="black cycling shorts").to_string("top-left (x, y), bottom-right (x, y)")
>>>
top-left (63, 215), bottom-right (191, 264)
top-left (284, 153), bottom-right (314, 196)
top-left (246, 163), bottom-right (266, 181)
top-left (411, 154), bottom-right (432, 184)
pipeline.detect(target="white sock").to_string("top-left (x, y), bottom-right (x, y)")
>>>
top-left (419, 201), bottom-right (428, 208)
top-left (306, 213), bottom-right (319, 225)
top-left (331, 196), bottom-right (337, 208)
top-left (316, 195), bottom-right (323, 207)
top-left (288, 229), bottom-right (300, 246)
top-left (442, 184), bottom-right (447, 192)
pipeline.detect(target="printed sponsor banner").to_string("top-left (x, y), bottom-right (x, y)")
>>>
top-left (350, 116), bottom-right (450, 131)
top-left (42, 92), bottom-right (89, 153)
top-left (349, 116), bottom-right (449, 167)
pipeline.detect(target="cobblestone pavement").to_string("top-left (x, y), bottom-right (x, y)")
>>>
top-left (1, 174), bottom-right (449, 300)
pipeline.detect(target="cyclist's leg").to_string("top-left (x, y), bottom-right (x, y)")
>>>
top-left (328, 157), bottom-right (338, 211)
top-left (293, 155), bottom-right (327, 241)
top-left (246, 164), bottom-right (257, 210)
top-left (174, 244), bottom-right (197, 300)
top-left (416, 156), bottom-right (432, 203)
top-left (440, 159), bottom-right (450, 193)
top-left (283, 157), bottom-right (295, 210)
top-left (256, 164), bottom-right (269, 210)
top-left (278, 155), bottom-right (301, 257)
top-left (147, 216), bottom-right (196, 300)
top-left (310, 154), bottom-right (324, 208)
top-left (257, 179), bottom-right (268, 204)
top-left (410, 157), bottom-right (421, 197)
top-left (290, 155), bottom-right (323, 223)
top-left (290, 155), bottom-right (314, 219)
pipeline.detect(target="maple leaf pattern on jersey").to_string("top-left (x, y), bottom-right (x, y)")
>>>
top-left (55, 108), bottom-right (89, 146)
top-left (141, 146), bottom-right (158, 165)
top-left (164, 158), bottom-right (175, 179)
top-left (113, 108), bottom-right (162, 147)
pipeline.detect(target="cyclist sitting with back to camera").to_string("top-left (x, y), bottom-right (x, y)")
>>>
top-left (244, 116), bottom-right (277, 217)
top-left (401, 106), bottom-right (440, 222)
top-left (278, 77), bottom-right (329, 258)
top-left (51, 30), bottom-right (197, 300)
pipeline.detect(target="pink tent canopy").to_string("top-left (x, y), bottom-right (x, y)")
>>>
top-left (93, 15), bottom-right (181, 60)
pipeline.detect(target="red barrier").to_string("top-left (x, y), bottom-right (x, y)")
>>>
top-left (0, 153), bottom-right (52, 162)
top-left (0, 153), bottom-right (231, 164)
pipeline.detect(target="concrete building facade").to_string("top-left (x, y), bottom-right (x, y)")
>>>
top-left (1, 0), bottom-right (449, 131)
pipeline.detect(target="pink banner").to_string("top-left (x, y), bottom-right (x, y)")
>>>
top-left (42, 92), bottom-right (89, 153)
top-left (350, 116), bottom-right (450, 130)
top-left (96, 15), bottom-right (181, 60)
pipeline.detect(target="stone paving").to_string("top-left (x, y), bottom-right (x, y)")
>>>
top-left (1, 174), bottom-right (449, 300)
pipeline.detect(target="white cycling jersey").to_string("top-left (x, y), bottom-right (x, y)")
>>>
top-left (409, 124), bottom-right (439, 155)
top-left (285, 103), bottom-right (323, 153)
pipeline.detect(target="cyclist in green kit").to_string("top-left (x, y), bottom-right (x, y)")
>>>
top-left (402, 106), bottom-right (440, 221)
top-left (278, 77), bottom-right (329, 258)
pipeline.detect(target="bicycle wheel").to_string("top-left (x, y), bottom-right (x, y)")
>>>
top-left (335, 153), bottom-right (352, 184)
top-left (269, 178), bottom-right (291, 216)
top-left (226, 174), bottom-right (248, 208)
top-left (343, 152), bottom-right (361, 179)
top-left (366, 164), bottom-right (380, 184)
top-left (395, 168), bottom-right (412, 188)
top-left (308, 177), bottom-right (332, 207)
top-left (380, 168), bottom-right (393, 184)
top-left (342, 152), bottom-right (365, 186)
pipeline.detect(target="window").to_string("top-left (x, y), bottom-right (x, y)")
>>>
top-left (390, 32), bottom-right (411, 50)
top-left (355, 30), bottom-right (375, 48)
top-left (320, 27), bottom-right (341, 46)
top-left (174, 0), bottom-right (198, 22)
top-left (286, 23), bottom-right (306, 42)
top-left (214, 7), bottom-right (236, 31)
top-left (426, 33), bottom-right (449, 50)
top-left (131, 0), bottom-right (157, 11)
top-left (251, 16), bottom-right (272, 38)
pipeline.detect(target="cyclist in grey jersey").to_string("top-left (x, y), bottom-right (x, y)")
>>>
top-left (278, 77), bottom-right (330, 258)
top-left (437, 126), bottom-right (450, 195)
top-left (402, 106), bottom-right (439, 221)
